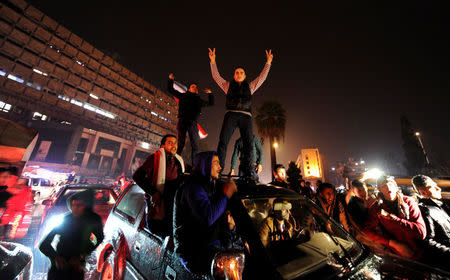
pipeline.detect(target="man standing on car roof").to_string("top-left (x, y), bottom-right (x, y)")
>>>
top-left (167, 73), bottom-right (214, 165)
top-left (133, 134), bottom-right (185, 236)
top-left (39, 189), bottom-right (104, 280)
top-left (209, 48), bottom-right (273, 178)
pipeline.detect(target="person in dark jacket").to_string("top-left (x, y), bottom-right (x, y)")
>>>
top-left (270, 164), bottom-right (289, 188)
top-left (39, 190), bottom-right (104, 280)
top-left (313, 183), bottom-right (350, 232)
top-left (133, 134), bottom-right (184, 236)
top-left (173, 151), bottom-right (237, 273)
top-left (412, 174), bottom-right (450, 271)
top-left (230, 134), bottom-right (263, 178)
top-left (209, 48), bottom-right (273, 178)
top-left (167, 74), bottom-right (214, 164)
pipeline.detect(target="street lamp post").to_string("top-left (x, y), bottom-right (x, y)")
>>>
top-left (415, 132), bottom-right (430, 165)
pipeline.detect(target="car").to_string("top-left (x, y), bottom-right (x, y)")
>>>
top-left (0, 242), bottom-right (32, 280)
top-left (96, 179), bottom-right (450, 280)
top-left (34, 184), bottom-right (118, 273)
top-left (24, 177), bottom-right (55, 202)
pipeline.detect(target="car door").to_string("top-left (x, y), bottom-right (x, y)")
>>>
top-left (129, 213), bottom-right (169, 279)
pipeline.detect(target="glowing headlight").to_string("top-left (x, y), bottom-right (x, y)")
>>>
top-left (43, 214), bottom-right (65, 236)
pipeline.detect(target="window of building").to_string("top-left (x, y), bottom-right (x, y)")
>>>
top-left (0, 101), bottom-right (12, 113)
top-left (32, 112), bottom-right (48, 121)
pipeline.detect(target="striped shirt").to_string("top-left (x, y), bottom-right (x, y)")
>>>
top-left (210, 62), bottom-right (272, 95)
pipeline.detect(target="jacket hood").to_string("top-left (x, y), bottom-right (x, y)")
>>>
top-left (67, 189), bottom-right (95, 210)
top-left (193, 151), bottom-right (217, 178)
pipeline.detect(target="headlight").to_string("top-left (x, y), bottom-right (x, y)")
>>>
top-left (43, 214), bottom-right (65, 236)
top-left (211, 249), bottom-right (245, 280)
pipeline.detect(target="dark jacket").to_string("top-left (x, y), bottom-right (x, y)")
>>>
top-left (173, 152), bottom-right (228, 272)
top-left (226, 80), bottom-right (252, 113)
top-left (167, 79), bottom-right (214, 121)
top-left (39, 191), bottom-right (104, 263)
top-left (418, 198), bottom-right (450, 269)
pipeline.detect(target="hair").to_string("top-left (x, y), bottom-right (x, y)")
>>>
top-left (8, 167), bottom-right (18, 176)
top-left (234, 66), bottom-right (246, 73)
top-left (160, 134), bottom-right (177, 147)
top-left (412, 174), bottom-right (433, 189)
top-left (316, 183), bottom-right (334, 194)
top-left (376, 175), bottom-right (397, 187)
top-left (187, 82), bottom-right (198, 89)
top-left (351, 179), bottom-right (365, 189)
top-left (0, 167), bottom-right (10, 174)
top-left (274, 164), bottom-right (285, 172)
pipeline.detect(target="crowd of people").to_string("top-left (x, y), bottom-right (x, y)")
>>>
top-left (2, 46), bottom-right (449, 279)
top-left (269, 163), bottom-right (450, 271)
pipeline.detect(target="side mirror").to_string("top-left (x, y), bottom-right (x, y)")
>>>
top-left (42, 199), bottom-right (52, 206)
top-left (211, 249), bottom-right (245, 280)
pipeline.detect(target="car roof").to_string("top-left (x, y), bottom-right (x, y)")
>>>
top-left (230, 179), bottom-right (301, 199)
top-left (64, 184), bottom-right (110, 189)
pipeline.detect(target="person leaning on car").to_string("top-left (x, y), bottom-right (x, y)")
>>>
top-left (173, 151), bottom-right (237, 273)
top-left (412, 175), bottom-right (450, 271)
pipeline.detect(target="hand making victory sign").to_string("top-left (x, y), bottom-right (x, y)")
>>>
top-left (208, 48), bottom-right (216, 64)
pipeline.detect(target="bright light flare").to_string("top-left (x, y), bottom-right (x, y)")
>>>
top-left (362, 168), bottom-right (383, 181)
top-left (273, 142), bottom-right (279, 148)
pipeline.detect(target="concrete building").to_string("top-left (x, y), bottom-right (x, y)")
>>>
top-left (0, 0), bottom-right (177, 177)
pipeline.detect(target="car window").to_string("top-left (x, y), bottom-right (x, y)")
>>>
top-left (32, 178), bottom-right (39, 186)
top-left (115, 184), bottom-right (145, 222)
top-left (41, 179), bottom-right (51, 186)
top-left (55, 188), bottom-right (116, 207)
top-left (242, 197), bottom-right (364, 280)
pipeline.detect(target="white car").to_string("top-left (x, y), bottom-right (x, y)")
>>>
top-left (26, 178), bottom-right (55, 202)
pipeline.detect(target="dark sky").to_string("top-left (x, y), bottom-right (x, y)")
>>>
top-left (33, 0), bottom-right (450, 181)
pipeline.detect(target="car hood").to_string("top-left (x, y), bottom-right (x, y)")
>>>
top-left (348, 253), bottom-right (450, 280)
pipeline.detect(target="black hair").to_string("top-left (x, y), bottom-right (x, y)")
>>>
top-left (274, 164), bottom-right (285, 172)
top-left (412, 174), bottom-right (433, 189)
top-left (351, 179), bottom-right (364, 188)
top-left (160, 134), bottom-right (177, 147)
top-left (0, 167), bottom-right (10, 174)
top-left (316, 183), bottom-right (334, 194)
top-left (8, 167), bottom-right (18, 176)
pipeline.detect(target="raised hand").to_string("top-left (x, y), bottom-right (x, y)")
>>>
top-left (208, 48), bottom-right (216, 63)
top-left (265, 49), bottom-right (273, 64)
top-left (169, 73), bottom-right (174, 80)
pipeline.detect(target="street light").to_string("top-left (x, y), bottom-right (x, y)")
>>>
top-left (273, 142), bottom-right (279, 149)
top-left (415, 131), bottom-right (430, 165)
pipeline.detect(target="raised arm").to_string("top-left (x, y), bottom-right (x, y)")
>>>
top-left (167, 73), bottom-right (184, 98)
top-left (249, 49), bottom-right (273, 94)
top-left (209, 48), bottom-right (229, 93)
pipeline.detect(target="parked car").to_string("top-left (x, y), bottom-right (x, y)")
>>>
top-left (24, 177), bottom-right (55, 202)
top-left (96, 180), bottom-right (450, 280)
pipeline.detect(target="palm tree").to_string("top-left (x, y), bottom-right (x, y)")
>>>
top-left (255, 101), bottom-right (287, 179)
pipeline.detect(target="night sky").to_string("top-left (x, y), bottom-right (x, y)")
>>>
top-left (32, 1), bottom-right (450, 181)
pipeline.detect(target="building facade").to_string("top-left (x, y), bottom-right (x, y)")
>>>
top-left (0, 0), bottom-right (177, 177)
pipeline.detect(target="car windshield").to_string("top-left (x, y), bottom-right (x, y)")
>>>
top-left (55, 188), bottom-right (116, 207)
top-left (242, 197), bottom-right (364, 280)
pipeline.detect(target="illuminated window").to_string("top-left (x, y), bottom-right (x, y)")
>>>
top-left (26, 82), bottom-right (41, 90)
top-left (7, 74), bottom-right (24, 83)
top-left (0, 70), bottom-right (6, 76)
top-left (32, 112), bottom-right (48, 121)
top-left (33, 68), bottom-right (48, 76)
top-left (0, 101), bottom-right (12, 112)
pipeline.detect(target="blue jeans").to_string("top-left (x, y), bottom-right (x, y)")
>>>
top-left (217, 112), bottom-right (253, 177)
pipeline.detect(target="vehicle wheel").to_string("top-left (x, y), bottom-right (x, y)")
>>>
top-left (101, 262), bottom-right (114, 280)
